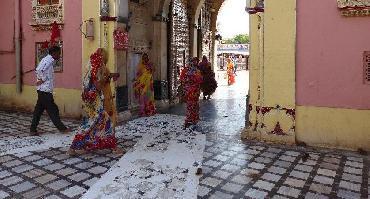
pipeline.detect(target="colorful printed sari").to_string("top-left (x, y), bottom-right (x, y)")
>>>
top-left (133, 55), bottom-right (156, 117)
top-left (70, 49), bottom-right (117, 151)
top-left (180, 61), bottom-right (203, 126)
top-left (101, 66), bottom-right (117, 127)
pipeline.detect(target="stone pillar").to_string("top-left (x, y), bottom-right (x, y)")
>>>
top-left (189, 23), bottom-right (198, 57)
top-left (152, 16), bottom-right (168, 81)
top-left (210, 30), bottom-right (216, 70)
top-left (152, 15), bottom-right (169, 100)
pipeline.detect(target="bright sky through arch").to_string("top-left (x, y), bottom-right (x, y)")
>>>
top-left (217, 0), bottom-right (249, 39)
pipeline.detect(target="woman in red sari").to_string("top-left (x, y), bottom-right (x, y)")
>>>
top-left (180, 57), bottom-right (203, 128)
top-left (199, 56), bottom-right (217, 100)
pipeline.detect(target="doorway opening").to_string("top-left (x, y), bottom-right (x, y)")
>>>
top-left (213, 0), bottom-right (250, 100)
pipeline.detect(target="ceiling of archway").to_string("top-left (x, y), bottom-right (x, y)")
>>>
top-left (157, 0), bottom-right (228, 31)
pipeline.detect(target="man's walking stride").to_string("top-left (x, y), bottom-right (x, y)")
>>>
top-left (30, 46), bottom-right (71, 135)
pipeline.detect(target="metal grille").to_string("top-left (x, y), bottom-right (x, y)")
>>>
top-left (364, 51), bottom-right (370, 84)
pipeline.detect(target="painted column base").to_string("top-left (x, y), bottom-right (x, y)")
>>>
top-left (242, 128), bottom-right (296, 145)
top-left (118, 110), bottom-right (132, 123)
top-left (155, 100), bottom-right (170, 111)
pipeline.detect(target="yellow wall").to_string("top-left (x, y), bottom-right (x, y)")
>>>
top-left (244, 0), bottom-right (297, 144)
top-left (245, 0), bottom-right (370, 151)
top-left (244, 13), bottom-right (262, 140)
top-left (82, 0), bottom-right (117, 76)
top-left (0, 84), bottom-right (81, 118)
top-left (296, 106), bottom-right (370, 151)
top-left (263, 0), bottom-right (296, 108)
top-left (248, 14), bottom-right (261, 106)
top-left (262, 0), bottom-right (296, 143)
top-left (82, 0), bottom-right (119, 109)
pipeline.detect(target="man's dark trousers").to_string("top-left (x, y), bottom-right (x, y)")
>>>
top-left (30, 91), bottom-right (67, 132)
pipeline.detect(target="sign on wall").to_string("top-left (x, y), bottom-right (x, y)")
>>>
top-left (35, 42), bottom-right (63, 72)
top-left (364, 51), bottom-right (370, 84)
top-left (30, 0), bottom-right (64, 30)
top-left (337, 0), bottom-right (370, 16)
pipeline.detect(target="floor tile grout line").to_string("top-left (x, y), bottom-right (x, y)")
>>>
top-left (296, 151), bottom-right (326, 199)
top-left (360, 157), bottom-right (369, 199)
top-left (203, 144), bottom-right (270, 198)
top-left (263, 149), bottom-right (301, 198)
top-left (198, 137), bottom-right (247, 198)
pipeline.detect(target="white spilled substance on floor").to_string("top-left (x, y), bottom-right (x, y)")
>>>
top-left (0, 133), bottom-right (74, 156)
top-left (82, 114), bottom-right (206, 199)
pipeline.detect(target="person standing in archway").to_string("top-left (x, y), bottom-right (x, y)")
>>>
top-left (199, 56), bottom-right (217, 100)
top-left (180, 57), bottom-right (203, 128)
top-left (226, 58), bottom-right (235, 85)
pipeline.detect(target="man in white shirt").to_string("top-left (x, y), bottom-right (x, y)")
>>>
top-left (30, 46), bottom-right (71, 135)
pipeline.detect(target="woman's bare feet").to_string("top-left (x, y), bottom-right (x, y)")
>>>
top-left (67, 149), bottom-right (76, 156)
top-left (112, 147), bottom-right (124, 155)
top-left (67, 149), bottom-right (87, 156)
top-left (60, 127), bottom-right (72, 134)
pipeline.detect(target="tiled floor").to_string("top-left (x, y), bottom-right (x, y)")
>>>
top-left (0, 111), bottom-right (134, 199)
top-left (0, 71), bottom-right (369, 198)
top-left (0, 147), bottom-right (122, 198)
top-left (198, 134), bottom-right (369, 199)
top-left (0, 112), bottom-right (369, 199)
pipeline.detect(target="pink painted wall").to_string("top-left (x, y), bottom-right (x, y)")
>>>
top-left (296, 0), bottom-right (370, 110)
top-left (0, 1), bottom-right (16, 82)
top-left (0, 0), bottom-right (82, 89)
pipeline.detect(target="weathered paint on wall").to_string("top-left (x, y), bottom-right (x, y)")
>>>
top-left (244, 12), bottom-right (263, 140)
top-left (296, 0), bottom-right (370, 110)
top-left (296, 106), bottom-right (370, 151)
top-left (0, 0), bottom-right (82, 117)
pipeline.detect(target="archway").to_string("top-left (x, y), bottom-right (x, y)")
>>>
top-left (157, 0), bottom-right (249, 107)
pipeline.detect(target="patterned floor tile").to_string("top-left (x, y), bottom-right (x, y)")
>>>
top-left (277, 186), bottom-right (301, 198)
top-left (61, 185), bottom-right (87, 198)
top-left (253, 180), bottom-right (275, 191)
top-left (201, 177), bottom-right (223, 187)
top-left (9, 181), bottom-right (36, 193)
top-left (221, 182), bottom-right (243, 193)
top-left (244, 188), bottom-right (268, 198)
top-left (309, 183), bottom-right (332, 195)
top-left (0, 191), bottom-right (10, 199)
